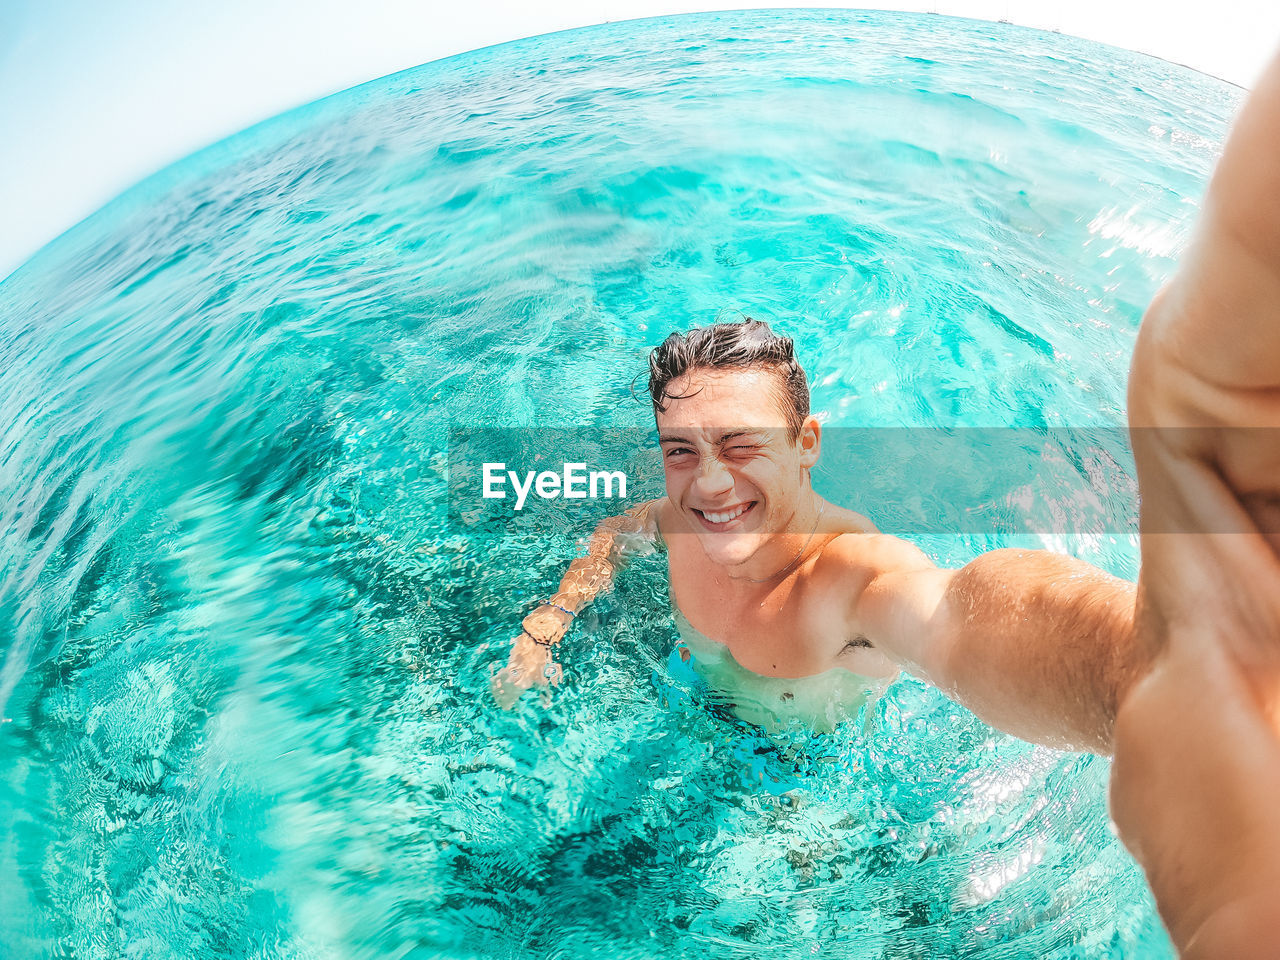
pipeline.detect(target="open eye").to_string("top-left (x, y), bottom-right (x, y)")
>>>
top-left (663, 446), bottom-right (695, 461)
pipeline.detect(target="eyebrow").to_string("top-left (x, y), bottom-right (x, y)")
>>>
top-left (657, 429), bottom-right (767, 445)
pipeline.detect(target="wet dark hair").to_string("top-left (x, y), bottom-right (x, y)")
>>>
top-left (646, 318), bottom-right (810, 438)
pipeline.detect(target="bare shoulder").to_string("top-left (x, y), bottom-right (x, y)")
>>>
top-left (816, 523), bottom-right (938, 579)
top-left (587, 497), bottom-right (670, 558)
top-left (809, 531), bottom-right (939, 633)
top-left (806, 520), bottom-right (940, 670)
top-left (821, 502), bottom-right (881, 536)
top-left (620, 496), bottom-right (673, 540)
top-left (638, 496), bottom-right (674, 535)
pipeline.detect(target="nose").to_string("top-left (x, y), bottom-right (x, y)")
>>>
top-left (692, 454), bottom-right (734, 498)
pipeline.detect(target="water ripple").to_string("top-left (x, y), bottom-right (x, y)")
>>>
top-left (0, 9), bottom-right (1238, 959)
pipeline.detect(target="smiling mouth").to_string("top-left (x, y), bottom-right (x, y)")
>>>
top-left (692, 501), bottom-right (757, 529)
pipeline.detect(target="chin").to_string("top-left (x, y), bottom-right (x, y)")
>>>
top-left (698, 533), bottom-right (761, 568)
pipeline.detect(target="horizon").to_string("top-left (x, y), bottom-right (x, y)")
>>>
top-left (2, 1), bottom-right (1276, 282)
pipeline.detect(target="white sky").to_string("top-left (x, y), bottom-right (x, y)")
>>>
top-left (2, 0), bottom-right (1278, 282)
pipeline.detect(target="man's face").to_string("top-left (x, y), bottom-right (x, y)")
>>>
top-left (655, 367), bottom-right (820, 569)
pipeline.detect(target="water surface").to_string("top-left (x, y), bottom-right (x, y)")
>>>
top-left (0, 10), bottom-right (1244, 958)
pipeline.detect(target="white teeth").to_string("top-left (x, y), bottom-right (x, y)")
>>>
top-left (704, 504), bottom-right (748, 524)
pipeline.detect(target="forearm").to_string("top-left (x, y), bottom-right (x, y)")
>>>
top-left (499, 522), bottom-right (629, 702)
top-left (548, 551), bottom-right (617, 614)
top-left (933, 549), bottom-right (1139, 754)
top-left (535, 511), bottom-right (643, 636)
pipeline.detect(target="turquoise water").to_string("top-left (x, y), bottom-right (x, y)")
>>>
top-left (0, 9), bottom-right (1244, 958)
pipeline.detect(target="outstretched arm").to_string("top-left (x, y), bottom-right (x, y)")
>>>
top-left (851, 538), bottom-right (1137, 754)
top-left (857, 46), bottom-right (1280, 953)
top-left (491, 499), bottom-right (662, 707)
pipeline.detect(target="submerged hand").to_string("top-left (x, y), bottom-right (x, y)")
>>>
top-left (491, 631), bottom-right (563, 710)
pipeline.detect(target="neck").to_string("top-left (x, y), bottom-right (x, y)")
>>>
top-left (725, 495), bottom-right (826, 584)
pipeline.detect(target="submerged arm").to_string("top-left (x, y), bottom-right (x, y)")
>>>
top-left (526, 503), bottom-right (658, 639)
top-left (855, 541), bottom-right (1138, 754)
top-left (491, 500), bottom-right (662, 706)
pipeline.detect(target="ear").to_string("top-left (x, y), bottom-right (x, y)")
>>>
top-left (797, 415), bottom-right (821, 468)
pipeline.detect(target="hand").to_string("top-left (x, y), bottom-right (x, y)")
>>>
top-left (519, 604), bottom-right (574, 645)
top-left (1111, 300), bottom-right (1280, 954)
top-left (490, 607), bottom-right (572, 709)
top-left (1111, 46), bottom-right (1280, 952)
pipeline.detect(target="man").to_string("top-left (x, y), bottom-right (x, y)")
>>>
top-left (494, 318), bottom-right (1137, 753)
top-left (493, 45), bottom-right (1280, 956)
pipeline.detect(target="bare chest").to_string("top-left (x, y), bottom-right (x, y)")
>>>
top-left (665, 538), bottom-right (854, 678)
